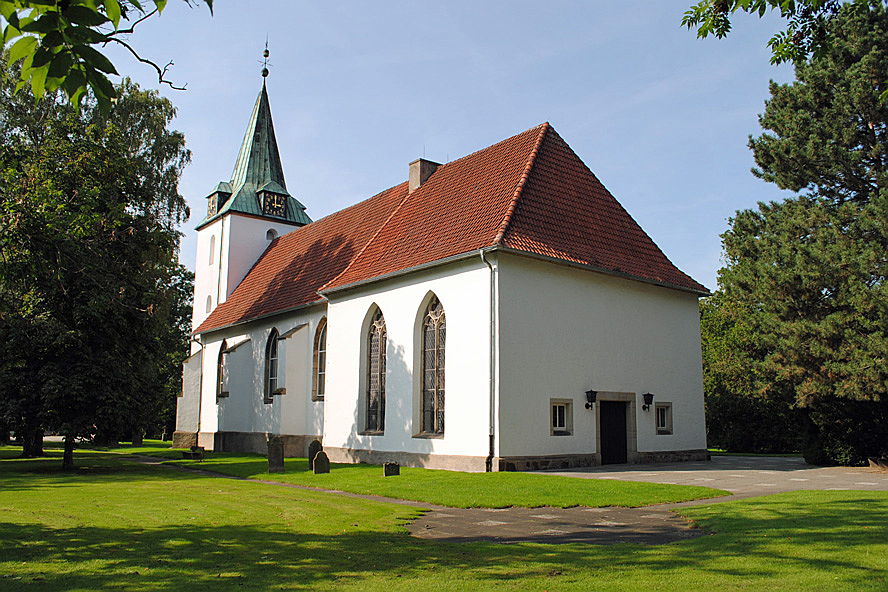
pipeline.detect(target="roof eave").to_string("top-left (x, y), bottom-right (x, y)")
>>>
top-left (320, 245), bottom-right (709, 298)
top-left (193, 299), bottom-right (326, 337)
top-left (494, 246), bottom-right (710, 296)
top-left (318, 249), bottom-right (488, 297)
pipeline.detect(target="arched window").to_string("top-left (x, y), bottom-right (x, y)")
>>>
top-left (266, 228), bottom-right (279, 241)
top-left (264, 329), bottom-right (280, 403)
top-left (365, 309), bottom-right (386, 433)
top-left (312, 318), bottom-right (327, 400)
top-left (216, 341), bottom-right (228, 399)
top-left (206, 295), bottom-right (212, 313)
top-left (209, 235), bottom-right (215, 265)
top-left (421, 296), bottom-right (446, 435)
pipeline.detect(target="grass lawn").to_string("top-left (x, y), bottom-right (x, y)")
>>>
top-left (82, 441), bottom-right (730, 508)
top-left (1, 447), bottom-right (885, 591)
top-left (160, 453), bottom-right (727, 508)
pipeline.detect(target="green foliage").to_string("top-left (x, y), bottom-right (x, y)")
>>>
top-left (0, 0), bottom-right (213, 111)
top-left (682, 0), bottom-right (845, 64)
top-left (700, 295), bottom-right (803, 452)
top-left (0, 57), bottom-right (193, 465)
top-left (712, 1), bottom-right (888, 464)
top-left (0, 450), bottom-right (885, 591)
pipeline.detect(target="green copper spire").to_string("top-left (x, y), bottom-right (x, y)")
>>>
top-left (197, 61), bottom-right (312, 230)
top-left (229, 82), bottom-right (287, 192)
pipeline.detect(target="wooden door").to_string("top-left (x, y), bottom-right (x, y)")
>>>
top-left (599, 401), bottom-right (628, 464)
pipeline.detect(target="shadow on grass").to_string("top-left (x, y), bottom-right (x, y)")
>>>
top-left (1, 495), bottom-right (885, 591)
top-left (0, 451), bottom-right (210, 494)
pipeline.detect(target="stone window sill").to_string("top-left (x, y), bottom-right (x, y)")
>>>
top-left (412, 432), bottom-right (444, 439)
top-left (551, 430), bottom-right (572, 436)
top-left (656, 429), bottom-right (673, 435)
top-left (359, 430), bottom-right (384, 436)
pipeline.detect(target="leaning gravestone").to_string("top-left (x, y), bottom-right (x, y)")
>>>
top-left (383, 462), bottom-right (400, 476)
top-left (307, 440), bottom-right (323, 471)
top-left (267, 435), bottom-right (285, 473)
top-left (313, 450), bottom-right (330, 474)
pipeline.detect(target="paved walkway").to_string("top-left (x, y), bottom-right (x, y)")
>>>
top-left (410, 456), bottom-right (887, 544)
top-left (540, 455), bottom-right (888, 504)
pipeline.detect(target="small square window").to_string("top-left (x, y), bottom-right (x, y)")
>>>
top-left (550, 399), bottom-right (573, 436)
top-left (655, 403), bottom-right (673, 435)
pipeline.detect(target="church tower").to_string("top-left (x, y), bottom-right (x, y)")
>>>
top-left (191, 55), bottom-right (311, 333)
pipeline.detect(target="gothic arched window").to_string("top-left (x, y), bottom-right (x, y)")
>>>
top-left (209, 235), bottom-right (215, 265)
top-left (312, 318), bottom-right (327, 400)
top-left (421, 296), bottom-right (446, 435)
top-left (365, 309), bottom-right (386, 433)
top-left (216, 341), bottom-right (228, 399)
top-left (264, 329), bottom-right (280, 403)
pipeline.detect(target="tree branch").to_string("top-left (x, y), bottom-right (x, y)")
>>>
top-left (107, 38), bottom-right (187, 91)
top-left (112, 8), bottom-right (159, 35)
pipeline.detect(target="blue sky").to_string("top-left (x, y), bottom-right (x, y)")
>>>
top-left (105, 1), bottom-right (795, 290)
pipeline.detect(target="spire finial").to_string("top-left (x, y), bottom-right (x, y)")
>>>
top-left (261, 38), bottom-right (270, 79)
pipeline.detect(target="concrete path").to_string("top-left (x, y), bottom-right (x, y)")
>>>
top-left (408, 505), bottom-right (703, 545)
top-left (411, 456), bottom-right (888, 544)
top-left (539, 455), bottom-right (888, 504)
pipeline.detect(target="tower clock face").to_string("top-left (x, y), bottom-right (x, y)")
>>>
top-left (208, 194), bottom-right (218, 216)
top-left (263, 193), bottom-right (286, 217)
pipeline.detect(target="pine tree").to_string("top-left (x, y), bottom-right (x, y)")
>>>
top-left (715, 1), bottom-right (887, 464)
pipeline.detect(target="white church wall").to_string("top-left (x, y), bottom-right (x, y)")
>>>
top-left (191, 214), bottom-right (299, 341)
top-left (323, 259), bottom-right (492, 467)
top-left (224, 214), bottom-right (299, 301)
top-left (496, 253), bottom-right (707, 459)
top-left (191, 217), bottom-right (224, 335)
top-left (176, 350), bottom-right (202, 432)
top-left (195, 305), bottom-right (326, 450)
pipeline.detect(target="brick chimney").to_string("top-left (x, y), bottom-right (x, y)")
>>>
top-left (408, 158), bottom-right (440, 193)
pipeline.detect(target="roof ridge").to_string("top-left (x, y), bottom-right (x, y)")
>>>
top-left (437, 122), bottom-right (548, 169)
top-left (492, 122), bottom-right (549, 245)
top-left (318, 183), bottom-right (413, 292)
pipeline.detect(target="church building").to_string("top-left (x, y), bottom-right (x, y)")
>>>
top-left (174, 77), bottom-right (710, 471)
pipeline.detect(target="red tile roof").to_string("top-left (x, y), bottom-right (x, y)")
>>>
top-left (194, 183), bottom-right (407, 334)
top-left (195, 123), bottom-right (706, 334)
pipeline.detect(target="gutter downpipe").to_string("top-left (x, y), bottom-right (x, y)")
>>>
top-left (480, 248), bottom-right (497, 472)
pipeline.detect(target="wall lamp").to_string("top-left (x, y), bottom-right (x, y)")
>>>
top-left (641, 392), bottom-right (655, 411)
top-left (584, 389), bottom-right (597, 410)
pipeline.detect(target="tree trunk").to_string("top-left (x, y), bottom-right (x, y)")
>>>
top-left (20, 427), bottom-right (44, 458)
top-left (62, 434), bottom-right (76, 470)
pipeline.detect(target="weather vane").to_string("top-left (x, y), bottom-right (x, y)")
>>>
top-left (261, 38), bottom-right (270, 78)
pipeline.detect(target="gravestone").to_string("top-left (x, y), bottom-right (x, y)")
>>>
top-left (307, 440), bottom-right (323, 471)
top-left (383, 462), bottom-right (400, 477)
top-left (267, 435), bottom-right (285, 473)
top-left (313, 450), bottom-right (330, 474)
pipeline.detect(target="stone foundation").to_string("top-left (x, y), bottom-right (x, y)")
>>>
top-left (172, 434), bottom-right (709, 472)
top-left (324, 446), bottom-right (489, 472)
top-left (191, 431), bottom-right (321, 457)
top-left (496, 449), bottom-right (710, 472)
top-left (635, 449), bottom-right (710, 464)
top-left (172, 430), bottom-right (197, 449)
top-left (495, 454), bottom-right (600, 472)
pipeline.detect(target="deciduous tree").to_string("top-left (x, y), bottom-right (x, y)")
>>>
top-left (0, 60), bottom-right (192, 467)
